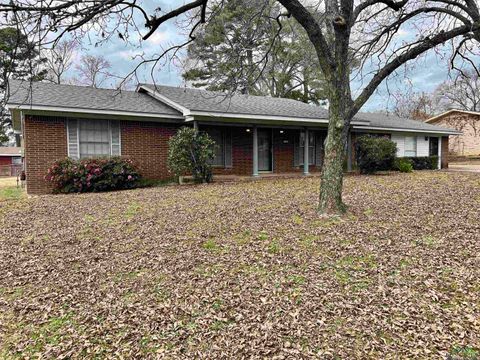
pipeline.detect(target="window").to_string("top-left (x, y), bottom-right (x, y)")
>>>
top-left (79, 120), bottom-right (111, 158)
top-left (12, 157), bottom-right (22, 165)
top-left (404, 136), bottom-right (417, 157)
top-left (299, 131), bottom-right (315, 165)
top-left (67, 119), bottom-right (120, 159)
top-left (206, 128), bottom-right (225, 166)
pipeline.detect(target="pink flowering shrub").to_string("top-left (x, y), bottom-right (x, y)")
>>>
top-left (45, 157), bottom-right (141, 193)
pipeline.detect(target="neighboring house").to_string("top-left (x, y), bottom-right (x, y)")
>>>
top-left (0, 147), bottom-right (22, 176)
top-left (426, 109), bottom-right (480, 156)
top-left (6, 80), bottom-right (459, 194)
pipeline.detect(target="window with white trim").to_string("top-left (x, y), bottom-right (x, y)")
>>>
top-left (206, 128), bottom-right (225, 166)
top-left (67, 119), bottom-right (121, 159)
top-left (404, 136), bottom-right (417, 157)
top-left (299, 131), bottom-right (315, 165)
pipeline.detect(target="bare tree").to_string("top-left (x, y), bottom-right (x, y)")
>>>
top-left (1, 0), bottom-right (479, 214)
top-left (434, 69), bottom-right (480, 112)
top-left (392, 91), bottom-right (436, 121)
top-left (75, 55), bottom-right (113, 88)
top-left (44, 39), bottom-right (78, 84)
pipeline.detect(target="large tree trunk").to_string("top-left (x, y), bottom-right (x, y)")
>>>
top-left (317, 7), bottom-right (353, 215)
top-left (318, 91), bottom-right (350, 214)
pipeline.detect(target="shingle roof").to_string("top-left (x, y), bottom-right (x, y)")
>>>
top-left (140, 84), bottom-right (458, 134)
top-left (0, 147), bottom-right (21, 156)
top-left (7, 81), bottom-right (459, 134)
top-left (7, 80), bottom-right (182, 117)
top-left (139, 84), bottom-right (330, 120)
top-left (354, 112), bottom-right (460, 134)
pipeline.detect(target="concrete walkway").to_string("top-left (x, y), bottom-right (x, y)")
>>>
top-left (447, 164), bottom-right (480, 173)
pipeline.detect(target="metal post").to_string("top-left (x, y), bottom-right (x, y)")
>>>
top-left (303, 128), bottom-right (310, 175)
top-left (253, 126), bottom-right (259, 177)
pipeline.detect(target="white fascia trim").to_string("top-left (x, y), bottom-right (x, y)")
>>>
top-left (426, 109), bottom-right (480, 123)
top-left (353, 125), bottom-right (461, 135)
top-left (187, 111), bottom-right (372, 125)
top-left (186, 112), bottom-right (329, 123)
top-left (138, 86), bottom-right (190, 114)
top-left (5, 103), bottom-right (184, 120)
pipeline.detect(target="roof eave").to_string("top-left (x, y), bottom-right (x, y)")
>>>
top-left (426, 109), bottom-right (480, 123)
top-left (137, 85), bottom-right (190, 115)
top-left (353, 124), bottom-right (461, 135)
top-left (5, 103), bottom-right (184, 120)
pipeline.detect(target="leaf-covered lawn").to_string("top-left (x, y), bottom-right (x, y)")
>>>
top-left (1, 172), bottom-right (479, 359)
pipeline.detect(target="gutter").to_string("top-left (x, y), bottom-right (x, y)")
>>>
top-left (5, 103), bottom-right (185, 120)
top-left (352, 125), bottom-right (461, 135)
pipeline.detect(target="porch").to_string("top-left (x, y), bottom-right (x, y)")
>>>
top-left (195, 122), bottom-right (333, 177)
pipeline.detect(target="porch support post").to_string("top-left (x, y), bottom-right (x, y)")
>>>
top-left (253, 125), bottom-right (259, 177)
top-left (303, 128), bottom-right (310, 175)
top-left (193, 120), bottom-right (199, 132)
top-left (438, 136), bottom-right (442, 169)
top-left (347, 130), bottom-right (352, 172)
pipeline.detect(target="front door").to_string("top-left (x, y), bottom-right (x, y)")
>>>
top-left (258, 129), bottom-right (272, 171)
top-left (429, 137), bottom-right (439, 156)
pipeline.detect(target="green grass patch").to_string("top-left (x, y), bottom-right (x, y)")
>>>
top-left (268, 240), bottom-right (282, 254)
top-left (137, 178), bottom-right (174, 188)
top-left (202, 238), bottom-right (219, 251)
top-left (292, 214), bottom-right (303, 225)
top-left (414, 235), bottom-right (438, 247)
top-left (125, 201), bottom-right (142, 219)
top-left (450, 346), bottom-right (479, 360)
top-left (2, 313), bottom-right (76, 357)
top-left (257, 231), bottom-right (269, 241)
top-left (209, 319), bottom-right (233, 331)
top-left (287, 274), bottom-right (306, 286)
top-left (0, 186), bottom-right (24, 201)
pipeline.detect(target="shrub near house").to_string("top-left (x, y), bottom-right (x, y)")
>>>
top-left (167, 127), bottom-right (217, 183)
top-left (356, 135), bottom-right (397, 174)
top-left (356, 135), bottom-right (439, 174)
top-left (45, 157), bottom-right (141, 193)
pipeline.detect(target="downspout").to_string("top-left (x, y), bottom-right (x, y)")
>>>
top-left (21, 111), bottom-right (26, 184)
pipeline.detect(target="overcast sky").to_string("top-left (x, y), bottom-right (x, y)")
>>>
top-left (70, 0), bottom-right (470, 113)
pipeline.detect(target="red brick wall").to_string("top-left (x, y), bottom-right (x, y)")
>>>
top-left (211, 126), bottom-right (253, 176)
top-left (0, 156), bottom-right (12, 165)
top-left (441, 136), bottom-right (449, 169)
top-left (24, 115), bottom-right (68, 194)
top-left (120, 121), bottom-right (179, 179)
top-left (273, 129), bottom-right (296, 173)
top-left (274, 129), bottom-right (322, 173)
top-left (23, 116), bottom-right (326, 194)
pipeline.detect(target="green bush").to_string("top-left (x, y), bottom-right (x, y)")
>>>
top-left (395, 158), bottom-right (413, 173)
top-left (45, 157), bottom-right (141, 193)
top-left (355, 135), bottom-right (397, 174)
top-left (167, 127), bottom-right (217, 183)
top-left (404, 156), bottom-right (438, 170)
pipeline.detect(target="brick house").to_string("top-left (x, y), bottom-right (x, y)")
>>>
top-left (426, 109), bottom-right (480, 156)
top-left (7, 80), bottom-right (459, 194)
